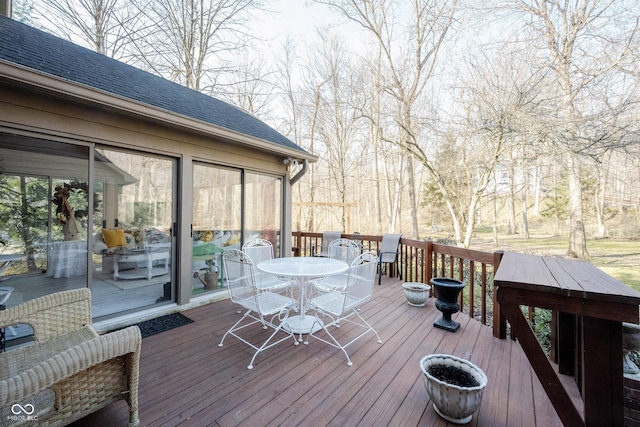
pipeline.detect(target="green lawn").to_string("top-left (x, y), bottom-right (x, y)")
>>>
top-left (468, 232), bottom-right (640, 292)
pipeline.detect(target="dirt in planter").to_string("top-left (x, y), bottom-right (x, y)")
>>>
top-left (428, 364), bottom-right (480, 388)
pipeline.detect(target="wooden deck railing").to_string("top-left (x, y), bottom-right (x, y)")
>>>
top-left (291, 231), bottom-right (503, 331)
top-left (291, 231), bottom-right (640, 425)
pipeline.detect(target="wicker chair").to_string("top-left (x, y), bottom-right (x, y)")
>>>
top-left (0, 288), bottom-right (141, 426)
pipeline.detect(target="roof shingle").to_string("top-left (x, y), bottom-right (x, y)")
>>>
top-left (0, 15), bottom-right (305, 153)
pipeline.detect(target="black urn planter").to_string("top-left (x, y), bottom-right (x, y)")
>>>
top-left (431, 277), bottom-right (466, 332)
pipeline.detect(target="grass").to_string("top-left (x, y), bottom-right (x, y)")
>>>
top-left (467, 230), bottom-right (640, 292)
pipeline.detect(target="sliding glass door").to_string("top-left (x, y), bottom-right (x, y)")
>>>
top-left (190, 165), bottom-right (283, 296)
top-left (244, 172), bottom-right (283, 253)
top-left (192, 164), bottom-right (241, 296)
top-left (92, 148), bottom-right (177, 317)
top-left (0, 136), bottom-right (90, 345)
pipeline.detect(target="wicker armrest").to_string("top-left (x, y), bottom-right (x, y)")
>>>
top-left (0, 325), bottom-right (141, 405)
top-left (0, 289), bottom-right (142, 426)
top-left (0, 288), bottom-right (92, 341)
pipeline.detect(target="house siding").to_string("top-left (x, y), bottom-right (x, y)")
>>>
top-left (0, 77), bottom-right (295, 318)
top-left (0, 85), bottom-right (287, 175)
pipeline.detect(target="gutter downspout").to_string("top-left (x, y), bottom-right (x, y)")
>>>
top-left (290, 159), bottom-right (308, 185)
top-left (0, 0), bottom-right (12, 17)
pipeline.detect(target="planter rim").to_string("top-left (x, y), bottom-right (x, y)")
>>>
top-left (402, 282), bottom-right (431, 290)
top-left (420, 354), bottom-right (488, 391)
top-left (430, 277), bottom-right (465, 287)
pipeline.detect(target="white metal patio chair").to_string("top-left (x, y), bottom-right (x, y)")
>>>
top-left (329, 238), bottom-right (361, 264)
top-left (312, 231), bottom-right (342, 257)
top-left (308, 239), bottom-right (360, 294)
top-left (218, 249), bottom-right (299, 369)
top-left (304, 251), bottom-right (382, 366)
top-left (378, 233), bottom-right (402, 286)
top-left (242, 238), bottom-right (295, 295)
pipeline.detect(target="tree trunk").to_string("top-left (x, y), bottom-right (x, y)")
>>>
top-left (372, 119), bottom-right (383, 234)
top-left (463, 193), bottom-right (481, 248)
top-left (407, 158), bottom-right (420, 239)
top-left (566, 153), bottom-right (588, 258)
top-left (19, 177), bottom-right (38, 272)
top-left (492, 170), bottom-right (499, 245)
top-left (618, 155), bottom-right (628, 215)
top-left (521, 157), bottom-right (529, 239)
top-left (389, 154), bottom-right (404, 232)
top-left (594, 152), bottom-right (611, 238)
top-left (507, 148), bottom-right (516, 234)
top-left (534, 162), bottom-right (541, 216)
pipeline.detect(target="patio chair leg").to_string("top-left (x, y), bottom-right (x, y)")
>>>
top-left (218, 309), bottom-right (251, 347)
top-left (247, 319), bottom-right (297, 370)
top-left (355, 310), bottom-right (383, 344)
top-left (323, 322), bottom-right (353, 366)
top-left (305, 317), bottom-right (353, 366)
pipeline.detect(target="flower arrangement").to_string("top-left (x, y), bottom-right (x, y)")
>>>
top-left (51, 180), bottom-right (100, 225)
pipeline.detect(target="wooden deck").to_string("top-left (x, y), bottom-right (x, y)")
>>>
top-left (72, 277), bottom-right (564, 427)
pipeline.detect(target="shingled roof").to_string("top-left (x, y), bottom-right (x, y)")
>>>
top-left (0, 15), bottom-right (306, 154)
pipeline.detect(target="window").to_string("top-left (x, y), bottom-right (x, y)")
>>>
top-left (191, 165), bottom-right (283, 296)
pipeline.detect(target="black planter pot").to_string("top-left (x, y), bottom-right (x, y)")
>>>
top-left (431, 277), bottom-right (466, 332)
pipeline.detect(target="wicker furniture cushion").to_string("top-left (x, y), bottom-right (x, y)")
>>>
top-left (0, 288), bottom-right (141, 426)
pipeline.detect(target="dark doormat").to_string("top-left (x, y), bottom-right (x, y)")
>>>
top-left (135, 312), bottom-right (194, 338)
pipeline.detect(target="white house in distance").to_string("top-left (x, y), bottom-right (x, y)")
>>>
top-left (0, 12), bottom-right (316, 336)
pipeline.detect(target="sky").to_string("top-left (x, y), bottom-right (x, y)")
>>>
top-left (258, 1), bottom-right (331, 39)
top-left (253, 1), bottom-right (353, 45)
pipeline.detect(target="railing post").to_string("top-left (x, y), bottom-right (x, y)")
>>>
top-left (493, 250), bottom-right (506, 339)
top-left (292, 231), bottom-right (302, 257)
top-left (426, 239), bottom-right (433, 288)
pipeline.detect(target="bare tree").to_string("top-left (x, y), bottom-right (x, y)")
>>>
top-left (501, 0), bottom-right (640, 257)
top-left (12, 0), bottom-right (36, 25)
top-left (314, 0), bottom-right (459, 239)
top-left (422, 38), bottom-right (546, 246)
top-left (29, 0), bottom-right (135, 57)
top-left (126, 0), bottom-right (263, 91)
top-left (361, 46), bottom-right (387, 234)
top-left (272, 37), bottom-right (313, 231)
top-left (304, 28), bottom-right (367, 230)
top-left (214, 50), bottom-right (276, 119)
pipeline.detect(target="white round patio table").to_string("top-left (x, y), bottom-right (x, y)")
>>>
top-left (257, 257), bottom-right (348, 340)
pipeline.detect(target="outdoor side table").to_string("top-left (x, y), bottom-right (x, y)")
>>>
top-left (495, 251), bottom-right (640, 427)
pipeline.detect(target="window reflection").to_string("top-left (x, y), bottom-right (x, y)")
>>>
top-left (92, 148), bottom-right (175, 316)
top-left (192, 164), bottom-right (242, 295)
top-left (244, 172), bottom-right (282, 254)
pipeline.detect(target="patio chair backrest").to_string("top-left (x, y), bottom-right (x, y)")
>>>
top-left (223, 249), bottom-right (258, 307)
top-left (316, 231), bottom-right (342, 256)
top-left (242, 238), bottom-right (274, 265)
top-left (379, 233), bottom-right (401, 263)
top-left (344, 251), bottom-right (378, 309)
top-left (328, 238), bottom-right (360, 265)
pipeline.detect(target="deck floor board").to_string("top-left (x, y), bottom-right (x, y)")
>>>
top-left (71, 277), bottom-right (565, 426)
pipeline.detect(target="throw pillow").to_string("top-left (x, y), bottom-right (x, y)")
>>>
top-left (102, 228), bottom-right (127, 248)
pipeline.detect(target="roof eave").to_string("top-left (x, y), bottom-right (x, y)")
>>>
top-left (0, 60), bottom-right (318, 163)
